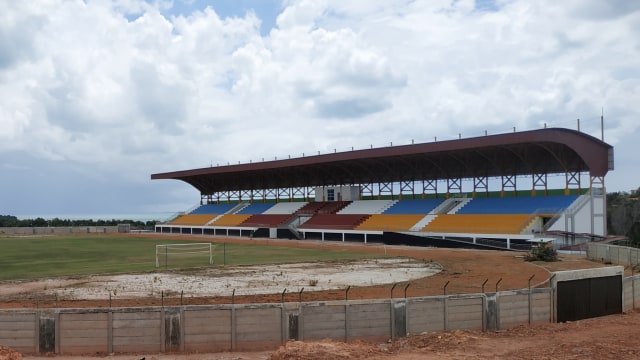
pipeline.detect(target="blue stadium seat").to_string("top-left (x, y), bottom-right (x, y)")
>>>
top-left (236, 203), bottom-right (276, 215)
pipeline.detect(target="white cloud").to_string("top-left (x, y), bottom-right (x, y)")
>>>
top-left (0, 0), bottom-right (639, 214)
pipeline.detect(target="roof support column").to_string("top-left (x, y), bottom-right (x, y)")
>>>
top-left (400, 180), bottom-right (415, 200)
top-left (473, 176), bottom-right (488, 198)
top-left (531, 173), bottom-right (548, 196)
top-left (292, 187), bottom-right (305, 202)
top-left (306, 186), bottom-right (315, 202)
top-left (229, 190), bottom-right (240, 202)
top-left (501, 175), bottom-right (517, 197)
top-left (241, 189), bottom-right (252, 203)
top-left (565, 171), bottom-right (581, 195)
top-left (422, 179), bottom-right (437, 199)
top-left (378, 182), bottom-right (393, 200)
top-left (361, 183), bottom-right (374, 200)
top-left (278, 188), bottom-right (291, 202)
top-left (265, 188), bottom-right (277, 203)
top-left (446, 178), bottom-right (462, 198)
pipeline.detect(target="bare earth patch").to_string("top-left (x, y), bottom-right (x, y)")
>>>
top-left (0, 258), bottom-right (440, 301)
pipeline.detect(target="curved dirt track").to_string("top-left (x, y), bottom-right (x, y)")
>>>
top-left (0, 234), bottom-right (608, 309)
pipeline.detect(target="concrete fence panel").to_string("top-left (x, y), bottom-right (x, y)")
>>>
top-left (183, 308), bottom-right (232, 352)
top-left (58, 312), bottom-right (108, 354)
top-left (301, 303), bottom-right (346, 341)
top-left (235, 306), bottom-right (282, 350)
top-left (406, 297), bottom-right (445, 334)
top-left (531, 290), bottom-right (552, 323)
top-left (348, 301), bottom-right (391, 342)
top-left (112, 309), bottom-right (161, 353)
top-left (497, 292), bottom-right (529, 329)
top-left (587, 243), bottom-right (640, 267)
top-left (0, 312), bottom-right (36, 354)
top-left (446, 296), bottom-right (483, 331)
top-left (623, 276), bottom-right (640, 312)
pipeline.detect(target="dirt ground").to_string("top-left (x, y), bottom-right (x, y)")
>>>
top-left (0, 235), bottom-right (611, 309)
top-left (3, 234), bottom-right (637, 360)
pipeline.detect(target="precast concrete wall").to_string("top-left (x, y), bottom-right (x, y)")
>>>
top-left (446, 296), bottom-right (484, 331)
top-left (235, 306), bottom-right (282, 350)
top-left (347, 301), bottom-right (391, 342)
top-left (183, 307), bottom-right (231, 352)
top-left (0, 278), bottom-right (634, 356)
top-left (59, 312), bottom-right (108, 354)
top-left (0, 226), bottom-right (120, 236)
top-left (112, 309), bottom-right (162, 353)
top-left (406, 297), bottom-right (445, 334)
top-left (623, 275), bottom-right (640, 312)
top-left (300, 303), bottom-right (346, 341)
top-left (497, 288), bottom-right (552, 329)
top-left (0, 311), bottom-right (37, 354)
top-left (587, 243), bottom-right (640, 267)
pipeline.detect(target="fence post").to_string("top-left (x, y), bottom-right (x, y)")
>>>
top-left (528, 274), bottom-right (535, 324)
top-left (344, 286), bottom-right (351, 343)
top-left (443, 281), bottom-right (450, 331)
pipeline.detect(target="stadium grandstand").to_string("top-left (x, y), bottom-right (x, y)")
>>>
top-left (151, 127), bottom-right (614, 251)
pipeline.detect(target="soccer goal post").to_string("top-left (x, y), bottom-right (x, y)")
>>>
top-left (155, 243), bottom-right (215, 268)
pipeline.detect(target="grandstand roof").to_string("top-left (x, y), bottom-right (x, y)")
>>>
top-left (151, 128), bottom-right (614, 194)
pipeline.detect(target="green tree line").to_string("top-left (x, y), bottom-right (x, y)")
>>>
top-left (608, 187), bottom-right (640, 246)
top-left (0, 215), bottom-right (156, 230)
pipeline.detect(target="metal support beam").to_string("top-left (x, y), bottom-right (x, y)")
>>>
top-left (531, 173), bottom-right (547, 196)
top-left (422, 179), bottom-right (438, 199)
top-left (379, 182), bottom-right (393, 200)
top-left (501, 175), bottom-right (517, 197)
top-left (399, 180), bottom-right (415, 199)
top-left (473, 176), bottom-right (488, 198)
top-left (446, 178), bottom-right (462, 197)
top-left (565, 171), bottom-right (581, 194)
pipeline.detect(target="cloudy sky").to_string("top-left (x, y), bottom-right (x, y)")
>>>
top-left (1, 0), bottom-right (639, 219)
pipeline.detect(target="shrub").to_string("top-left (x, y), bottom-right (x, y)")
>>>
top-left (525, 242), bottom-right (558, 262)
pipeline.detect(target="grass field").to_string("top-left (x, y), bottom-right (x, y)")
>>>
top-left (0, 235), bottom-right (380, 281)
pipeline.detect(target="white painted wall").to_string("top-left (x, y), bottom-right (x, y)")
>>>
top-left (315, 186), bottom-right (361, 201)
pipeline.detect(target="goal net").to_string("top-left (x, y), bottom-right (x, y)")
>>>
top-left (155, 243), bottom-right (215, 268)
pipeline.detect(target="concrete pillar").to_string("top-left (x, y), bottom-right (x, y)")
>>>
top-left (391, 300), bottom-right (406, 339)
top-left (38, 312), bottom-right (55, 354)
top-left (107, 311), bottom-right (113, 354)
top-left (484, 293), bottom-right (498, 331)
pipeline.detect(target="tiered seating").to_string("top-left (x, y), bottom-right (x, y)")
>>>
top-left (211, 214), bottom-right (252, 226)
top-left (422, 214), bottom-right (532, 234)
top-left (356, 214), bottom-right (424, 231)
top-left (383, 199), bottom-right (444, 214)
top-left (296, 201), bottom-right (351, 215)
top-left (236, 203), bottom-right (275, 214)
top-left (457, 195), bottom-right (578, 215)
top-left (170, 214), bottom-right (218, 226)
top-left (263, 202), bottom-right (307, 214)
top-left (339, 200), bottom-right (395, 214)
top-left (190, 203), bottom-right (237, 214)
top-left (240, 214), bottom-right (293, 227)
top-left (298, 214), bottom-right (369, 230)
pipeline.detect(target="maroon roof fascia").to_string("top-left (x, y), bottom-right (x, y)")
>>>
top-left (151, 127), bottom-right (613, 194)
